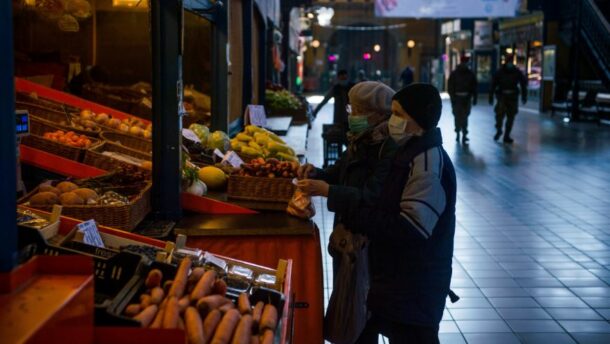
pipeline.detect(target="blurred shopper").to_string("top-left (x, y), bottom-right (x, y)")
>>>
top-left (313, 69), bottom-right (355, 137)
top-left (296, 82), bottom-right (397, 343)
top-left (357, 69), bottom-right (368, 83)
top-left (68, 65), bottom-right (109, 96)
top-left (448, 55), bottom-right (478, 144)
top-left (343, 84), bottom-right (457, 344)
top-left (400, 66), bottom-right (414, 87)
top-left (489, 55), bottom-right (528, 143)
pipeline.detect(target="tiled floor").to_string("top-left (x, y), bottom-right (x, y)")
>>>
top-left (306, 96), bottom-right (610, 344)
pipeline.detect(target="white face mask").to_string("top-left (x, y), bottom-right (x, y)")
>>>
top-left (388, 114), bottom-right (411, 142)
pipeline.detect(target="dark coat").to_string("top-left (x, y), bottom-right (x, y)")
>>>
top-left (314, 125), bottom-right (396, 229)
top-left (448, 64), bottom-right (478, 104)
top-left (313, 82), bottom-right (355, 130)
top-left (489, 64), bottom-right (528, 103)
top-left (346, 129), bottom-right (457, 327)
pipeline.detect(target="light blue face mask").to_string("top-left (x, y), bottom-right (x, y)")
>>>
top-left (348, 115), bottom-right (369, 134)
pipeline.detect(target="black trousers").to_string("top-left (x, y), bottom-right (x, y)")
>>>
top-left (354, 315), bottom-right (440, 344)
top-left (451, 97), bottom-right (472, 135)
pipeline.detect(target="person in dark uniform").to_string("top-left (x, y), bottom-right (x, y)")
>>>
top-left (313, 69), bottom-right (356, 138)
top-left (400, 66), bottom-right (414, 87)
top-left (489, 55), bottom-right (528, 143)
top-left (448, 55), bottom-right (477, 144)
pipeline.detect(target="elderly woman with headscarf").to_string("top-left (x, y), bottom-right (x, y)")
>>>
top-left (297, 81), bottom-right (396, 224)
top-left (297, 81), bottom-right (397, 344)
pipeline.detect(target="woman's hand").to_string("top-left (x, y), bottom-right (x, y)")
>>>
top-left (297, 163), bottom-right (316, 179)
top-left (297, 179), bottom-right (330, 197)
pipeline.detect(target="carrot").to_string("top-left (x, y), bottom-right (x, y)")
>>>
top-left (260, 329), bottom-right (274, 344)
top-left (140, 294), bottom-right (152, 308)
top-left (189, 267), bottom-right (206, 282)
top-left (134, 304), bottom-right (158, 328)
top-left (163, 280), bottom-right (173, 294)
top-left (203, 309), bottom-right (222, 343)
top-left (211, 309), bottom-right (241, 344)
top-left (191, 270), bottom-right (217, 301)
top-left (178, 295), bottom-right (191, 313)
top-left (145, 269), bottom-right (163, 289)
top-left (259, 304), bottom-right (277, 332)
top-left (150, 287), bottom-right (165, 304)
top-left (251, 302), bottom-right (264, 331)
top-left (237, 293), bottom-right (252, 315)
top-left (196, 295), bottom-right (232, 317)
top-left (231, 314), bottom-right (253, 344)
top-left (185, 307), bottom-right (205, 344)
top-left (124, 303), bottom-right (141, 316)
top-left (218, 302), bottom-right (236, 314)
top-left (162, 296), bottom-right (180, 329)
top-left (150, 299), bottom-right (167, 329)
top-left (169, 257), bottom-right (192, 298)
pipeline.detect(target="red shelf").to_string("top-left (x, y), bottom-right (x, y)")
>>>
top-left (16, 77), bottom-right (148, 124)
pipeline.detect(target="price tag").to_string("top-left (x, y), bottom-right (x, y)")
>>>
top-left (204, 252), bottom-right (227, 270)
top-left (76, 220), bottom-right (104, 248)
top-left (213, 148), bottom-right (225, 159)
top-left (222, 151), bottom-right (245, 168)
top-left (182, 128), bottom-right (201, 143)
top-left (245, 105), bottom-right (267, 127)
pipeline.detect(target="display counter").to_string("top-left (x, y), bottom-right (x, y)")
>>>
top-left (176, 214), bottom-right (324, 344)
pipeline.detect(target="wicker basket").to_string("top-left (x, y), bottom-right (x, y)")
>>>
top-left (19, 183), bottom-right (151, 231)
top-left (83, 141), bottom-right (151, 172)
top-left (100, 131), bottom-right (152, 154)
top-left (21, 118), bottom-right (100, 161)
top-left (16, 101), bottom-right (102, 137)
top-left (227, 175), bottom-right (295, 203)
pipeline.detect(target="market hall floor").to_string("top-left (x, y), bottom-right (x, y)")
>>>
top-left (306, 96), bottom-right (610, 344)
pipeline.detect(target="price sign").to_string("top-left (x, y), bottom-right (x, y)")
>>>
top-left (182, 128), bottom-right (201, 143)
top-left (213, 148), bottom-right (225, 159)
top-left (245, 105), bottom-right (267, 127)
top-left (222, 151), bottom-right (245, 168)
top-left (76, 219), bottom-right (105, 248)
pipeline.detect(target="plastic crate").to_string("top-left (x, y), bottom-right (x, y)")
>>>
top-left (322, 124), bottom-right (346, 168)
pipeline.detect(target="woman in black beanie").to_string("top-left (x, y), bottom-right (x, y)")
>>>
top-left (345, 83), bottom-right (457, 344)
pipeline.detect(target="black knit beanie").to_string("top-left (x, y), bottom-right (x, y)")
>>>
top-left (392, 83), bottom-right (442, 131)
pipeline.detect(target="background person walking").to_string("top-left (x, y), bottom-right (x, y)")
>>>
top-left (489, 54), bottom-right (528, 144)
top-left (448, 55), bottom-right (477, 144)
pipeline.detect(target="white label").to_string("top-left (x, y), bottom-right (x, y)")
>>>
top-left (76, 219), bottom-right (104, 248)
top-left (222, 151), bottom-right (245, 168)
top-left (213, 148), bottom-right (225, 159)
top-left (182, 128), bottom-right (201, 143)
top-left (245, 105), bottom-right (267, 127)
top-left (204, 252), bottom-right (227, 270)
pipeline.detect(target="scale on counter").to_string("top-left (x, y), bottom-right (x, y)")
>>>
top-left (16, 109), bottom-right (30, 196)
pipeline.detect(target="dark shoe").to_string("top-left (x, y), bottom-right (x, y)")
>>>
top-left (494, 130), bottom-right (502, 141)
top-left (503, 136), bottom-right (514, 144)
top-left (462, 135), bottom-right (469, 144)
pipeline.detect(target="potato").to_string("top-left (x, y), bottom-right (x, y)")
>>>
top-left (73, 188), bottom-right (99, 202)
top-left (30, 191), bottom-right (59, 207)
top-left (56, 181), bottom-right (78, 193)
top-left (39, 184), bottom-right (61, 196)
top-left (59, 192), bottom-right (85, 206)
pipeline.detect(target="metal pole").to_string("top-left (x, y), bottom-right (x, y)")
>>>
top-left (571, 0), bottom-right (582, 120)
top-left (151, 0), bottom-right (183, 220)
top-left (0, 0), bottom-right (17, 272)
top-left (243, 0), bottom-right (253, 112)
top-left (211, 4), bottom-right (228, 132)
